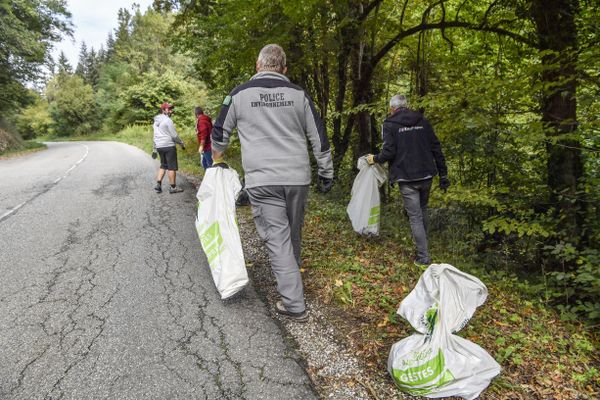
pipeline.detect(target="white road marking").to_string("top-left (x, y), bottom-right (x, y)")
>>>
top-left (0, 144), bottom-right (90, 222)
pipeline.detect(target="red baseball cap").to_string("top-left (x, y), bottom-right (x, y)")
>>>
top-left (160, 102), bottom-right (174, 110)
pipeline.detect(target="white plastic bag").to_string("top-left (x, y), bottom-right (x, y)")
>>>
top-left (195, 167), bottom-right (248, 299)
top-left (388, 264), bottom-right (501, 399)
top-left (347, 156), bottom-right (387, 235)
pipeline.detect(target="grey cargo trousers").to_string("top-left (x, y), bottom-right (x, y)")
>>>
top-left (247, 185), bottom-right (309, 313)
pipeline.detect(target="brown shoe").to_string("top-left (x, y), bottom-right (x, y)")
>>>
top-left (275, 300), bottom-right (309, 322)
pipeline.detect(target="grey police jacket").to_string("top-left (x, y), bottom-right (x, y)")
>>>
top-left (211, 71), bottom-right (334, 189)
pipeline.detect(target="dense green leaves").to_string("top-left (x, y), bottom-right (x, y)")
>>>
top-left (46, 73), bottom-right (98, 136)
top-left (171, 0), bottom-right (598, 321)
top-left (0, 0), bottom-right (71, 113)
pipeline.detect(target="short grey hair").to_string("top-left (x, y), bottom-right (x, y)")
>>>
top-left (390, 94), bottom-right (408, 109)
top-left (257, 44), bottom-right (286, 72)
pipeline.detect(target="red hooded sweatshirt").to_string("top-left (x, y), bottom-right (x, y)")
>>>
top-left (196, 114), bottom-right (213, 152)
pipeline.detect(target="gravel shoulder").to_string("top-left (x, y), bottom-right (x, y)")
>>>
top-left (236, 205), bottom-right (411, 400)
top-left (186, 174), bottom-right (407, 400)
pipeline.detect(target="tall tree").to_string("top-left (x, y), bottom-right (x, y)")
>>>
top-left (105, 32), bottom-right (116, 61)
top-left (0, 0), bottom-right (72, 113)
top-left (114, 8), bottom-right (132, 50)
top-left (85, 48), bottom-right (100, 87)
top-left (75, 42), bottom-right (88, 77)
top-left (57, 51), bottom-right (72, 74)
top-left (532, 0), bottom-right (584, 244)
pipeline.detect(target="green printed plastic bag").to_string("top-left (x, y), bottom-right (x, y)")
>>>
top-left (346, 156), bottom-right (387, 236)
top-left (196, 167), bottom-right (248, 299)
top-left (388, 264), bottom-right (501, 399)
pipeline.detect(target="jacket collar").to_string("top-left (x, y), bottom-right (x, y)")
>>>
top-left (251, 71), bottom-right (290, 82)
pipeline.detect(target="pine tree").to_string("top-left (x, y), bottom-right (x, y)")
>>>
top-left (97, 45), bottom-right (106, 64)
top-left (75, 42), bottom-right (88, 77)
top-left (115, 8), bottom-right (132, 47)
top-left (85, 48), bottom-right (99, 88)
top-left (105, 32), bottom-right (116, 61)
top-left (57, 51), bottom-right (72, 74)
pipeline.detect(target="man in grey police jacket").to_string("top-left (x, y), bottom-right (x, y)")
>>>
top-left (211, 44), bottom-right (334, 322)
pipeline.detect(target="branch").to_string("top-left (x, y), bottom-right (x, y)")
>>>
top-left (360, 0), bottom-right (384, 21)
top-left (421, 1), bottom-right (444, 25)
top-left (400, 0), bottom-right (410, 26)
top-left (454, 0), bottom-right (469, 21)
top-left (439, 1), bottom-right (455, 51)
top-left (372, 21), bottom-right (536, 68)
top-left (479, 0), bottom-right (501, 28)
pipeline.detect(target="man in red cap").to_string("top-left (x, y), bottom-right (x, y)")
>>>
top-left (152, 102), bottom-right (185, 193)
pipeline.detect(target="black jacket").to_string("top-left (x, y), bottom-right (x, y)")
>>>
top-left (374, 108), bottom-right (447, 183)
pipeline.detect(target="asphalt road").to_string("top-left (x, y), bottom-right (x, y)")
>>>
top-left (0, 142), bottom-right (317, 400)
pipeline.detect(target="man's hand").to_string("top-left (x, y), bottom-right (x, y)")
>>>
top-left (198, 146), bottom-right (203, 154)
top-left (317, 175), bottom-right (333, 193)
top-left (439, 176), bottom-right (450, 192)
top-left (151, 151), bottom-right (157, 159)
top-left (366, 154), bottom-right (376, 165)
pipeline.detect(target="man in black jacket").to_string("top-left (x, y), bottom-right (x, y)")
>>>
top-left (367, 95), bottom-right (449, 267)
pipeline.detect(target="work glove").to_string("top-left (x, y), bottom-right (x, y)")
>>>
top-left (439, 176), bottom-right (450, 192)
top-left (151, 151), bottom-right (157, 159)
top-left (366, 154), bottom-right (376, 165)
top-left (317, 175), bottom-right (333, 193)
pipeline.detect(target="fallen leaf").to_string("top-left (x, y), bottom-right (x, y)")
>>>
top-left (377, 315), bottom-right (389, 328)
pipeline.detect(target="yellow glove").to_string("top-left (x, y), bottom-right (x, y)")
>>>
top-left (366, 154), bottom-right (375, 165)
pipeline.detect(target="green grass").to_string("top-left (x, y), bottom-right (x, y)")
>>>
top-left (301, 195), bottom-right (599, 399)
top-left (0, 140), bottom-right (47, 158)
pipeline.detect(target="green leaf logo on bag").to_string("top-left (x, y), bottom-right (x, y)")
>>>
top-left (425, 306), bottom-right (438, 335)
top-left (392, 349), bottom-right (455, 393)
top-left (368, 205), bottom-right (380, 226)
top-left (199, 222), bottom-right (224, 265)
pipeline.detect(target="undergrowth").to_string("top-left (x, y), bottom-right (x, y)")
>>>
top-left (301, 188), bottom-right (599, 399)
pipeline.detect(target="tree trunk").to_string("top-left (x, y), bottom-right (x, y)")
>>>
top-left (532, 0), bottom-right (584, 244)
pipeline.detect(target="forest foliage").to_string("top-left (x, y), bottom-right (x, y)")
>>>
top-left (2, 0), bottom-right (599, 324)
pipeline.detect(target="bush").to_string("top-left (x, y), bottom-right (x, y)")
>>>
top-left (116, 70), bottom-right (206, 129)
top-left (15, 100), bottom-right (53, 139)
top-left (46, 73), bottom-right (100, 136)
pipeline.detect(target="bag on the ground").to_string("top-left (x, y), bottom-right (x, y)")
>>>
top-left (388, 264), bottom-right (501, 400)
top-left (347, 156), bottom-right (387, 235)
top-left (195, 166), bottom-right (248, 299)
